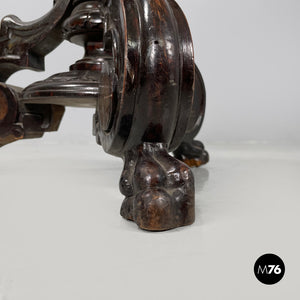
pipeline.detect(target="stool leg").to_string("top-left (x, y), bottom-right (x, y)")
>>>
top-left (120, 143), bottom-right (195, 231)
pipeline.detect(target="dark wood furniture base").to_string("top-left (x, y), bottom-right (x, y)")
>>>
top-left (0, 0), bottom-right (209, 231)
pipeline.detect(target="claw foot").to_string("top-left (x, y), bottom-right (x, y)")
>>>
top-left (120, 143), bottom-right (195, 231)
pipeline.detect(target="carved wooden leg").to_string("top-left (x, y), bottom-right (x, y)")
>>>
top-left (120, 143), bottom-right (195, 231)
top-left (174, 140), bottom-right (209, 168)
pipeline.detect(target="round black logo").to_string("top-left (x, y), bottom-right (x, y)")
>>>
top-left (254, 254), bottom-right (285, 285)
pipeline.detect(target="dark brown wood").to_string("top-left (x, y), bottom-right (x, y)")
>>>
top-left (173, 66), bottom-right (209, 167)
top-left (0, 0), bottom-right (73, 82)
top-left (120, 143), bottom-right (195, 231)
top-left (0, 0), bottom-right (209, 231)
top-left (0, 83), bottom-right (24, 146)
top-left (0, 81), bottom-right (66, 147)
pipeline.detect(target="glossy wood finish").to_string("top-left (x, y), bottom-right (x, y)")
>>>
top-left (0, 0), bottom-right (73, 82)
top-left (0, 0), bottom-right (209, 231)
top-left (94, 0), bottom-right (195, 157)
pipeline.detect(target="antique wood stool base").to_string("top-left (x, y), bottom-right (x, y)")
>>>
top-left (0, 0), bottom-right (209, 231)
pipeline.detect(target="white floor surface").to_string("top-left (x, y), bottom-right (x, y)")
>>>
top-left (0, 141), bottom-right (299, 300)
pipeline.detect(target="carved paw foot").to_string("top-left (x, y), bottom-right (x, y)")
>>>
top-left (120, 143), bottom-right (195, 231)
top-left (173, 140), bottom-right (209, 168)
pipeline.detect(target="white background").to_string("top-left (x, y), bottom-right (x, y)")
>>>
top-left (0, 1), bottom-right (300, 300)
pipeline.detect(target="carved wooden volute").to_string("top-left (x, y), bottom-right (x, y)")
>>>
top-left (0, 0), bottom-right (74, 82)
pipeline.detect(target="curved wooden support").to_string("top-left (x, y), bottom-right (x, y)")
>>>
top-left (0, 0), bottom-right (73, 82)
top-left (94, 0), bottom-right (196, 157)
top-left (173, 65), bottom-right (209, 167)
